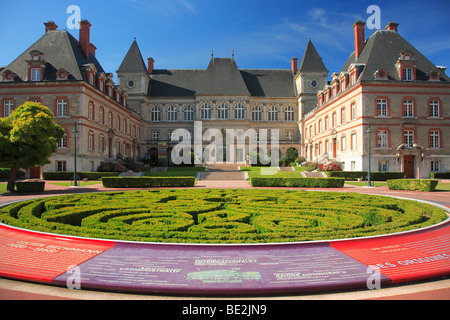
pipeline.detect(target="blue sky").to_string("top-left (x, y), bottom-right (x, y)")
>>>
top-left (1, 0), bottom-right (450, 80)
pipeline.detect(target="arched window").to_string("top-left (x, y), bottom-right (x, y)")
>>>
top-left (252, 106), bottom-right (262, 122)
top-left (268, 106), bottom-right (278, 122)
top-left (168, 105), bottom-right (178, 122)
top-left (218, 103), bottom-right (229, 120)
top-left (284, 106), bottom-right (295, 121)
top-left (151, 106), bottom-right (161, 122)
top-left (201, 103), bottom-right (212, 120)
top-left (235, 103), bottom-right (245, 120)
top-left (184, 105), bottom-right (194, 122)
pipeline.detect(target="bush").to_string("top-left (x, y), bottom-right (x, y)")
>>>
top-left (250, 177), bottom-right (345, 188)
top-left (101, 177), bottom-right (196, 188)
top-left (305, 162), bottom-right (318, 172)
top-left (43, 172), bottom-right (120, 181)
top-left (430, 172), bottom-right (450, 179)
top-left (0, 168), bottom-right (25, 181)
top-left (387, 179), bottom-right (439, 192)
top-left (15, 181), bottom-right (45, 193)
top-left (97, 162), bottom-right (128, 173)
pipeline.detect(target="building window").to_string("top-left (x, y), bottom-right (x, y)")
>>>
top-left (430, 131), bottom-right (441, 149)
top-left (429, 100), bottom-right (440, 118)
top-left (351, 161), bottom-right (356, 171)
top-left (377, 130), bottom-right (389, 148)
top-left (57, 99), bottom-right (68, 117)
top-left (3, 100), bottom-right (14, 117)
top-left (201, 104), bottom-right (212, 120)
top-left (116, 116), bottom-right (120, 131)
top-left (341, 135), bottom-right (346, 151)
top-left (318, 120), bottom-right (322, 133)
top-left (403, 99), bottom-right (414, 117)
top-left (286, 131), bottom-right (293, 141)
top-left (325, 116), bottom-right (329, 131)
top-left (99, 135), bottom-right (105, 153)
top-left (99, 108), bottom-right (104, 125)
top-left (151, 106), bottom-right (161, 122)
top-left (402, 68), bottom-right (413, 81)
top-left (268, 106), bottom-right (279, 122)
top-left (31, 68), bottom-right (41, 81)
top-left (341, 107), bottom-right (346, 124)
top-left (168, 106), bottom-right (178, 122)
top-left (284, 106), bottom-right (295, 122)
top-left (252, 106), bottom-right (262, 121)
top-left (56, 161), bottom-right (67, 172)
top-left (235, 103), bottom-right (245, 120)
top-left (88, 132), bottom-right (94, 151)
top-left (332, 112), bottom-right (337, 128)
top-left (88, 103), bottom-right (94, 121)
top-left (218, 103), bottom-right (229, 120)
top-left (431, 160), bottom-right (440, 172)
top-left (404, 130), bottom-right (415, 148)
top-left (351, 103), bottom-right (356, 120)
top-left (108, 112), bottom-right (113, 127)
top-left (184, 106), bottom-right (194, 122)
top-left (378, 160), bottom-right (389, 172)
top-left (351, 132), bottom-right (357, 150)
top-left (152, 131), bottom-right (159, 141)
top-left (57, 131), bottom-right (67, 148)
top-left (377, 99), bottom-right (388, 117)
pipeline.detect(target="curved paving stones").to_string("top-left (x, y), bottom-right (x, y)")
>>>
top-left (0, 184), bottom-right (449, 296)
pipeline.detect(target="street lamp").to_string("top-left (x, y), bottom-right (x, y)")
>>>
top-left (73, 122), bottom-right (79, 187)
top-left (367, 123), bottom-right (372, 187)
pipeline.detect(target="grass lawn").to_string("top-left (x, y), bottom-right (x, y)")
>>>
top-left (345, 181), bottom-right (388, 187)
top-left (241, 166), bottom-right (304, 179)
top-left (48, 181), bottom-right (102, 187)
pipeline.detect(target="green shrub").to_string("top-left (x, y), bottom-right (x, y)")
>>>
top-left (387, 179), bottom-right (439, 192)
top-left (0, 168), bottom-right (25, 181)
top-left (430, 172), bottom-right (450, 179)
top-left (250, 177), bottom-right (345, 188)
top-left (326, 171), bottom-right (404, 181)
top-left (101, 177), bottom-right (196, 188)
top-left (15, 181), bottom-right (45, 193)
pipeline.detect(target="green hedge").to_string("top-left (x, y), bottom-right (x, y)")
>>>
top-left (430, 172), bottom-right (450, 179)
top-left (387, 179), bottom-right (439, 192)
top-left (101, 177), bottom-right (196, 188)
top-left (251, 177), bottom-right (345, 188)
top-left (326, 171), bottom-right (404, 181)
top-left (0, 168), bottom-right (25, 181)
top-left (15, 181), bottom-right (45, 193)
top-left (43, 172), bottom-right (120, 181)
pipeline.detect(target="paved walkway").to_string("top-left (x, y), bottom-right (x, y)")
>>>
top-left (0, 179), bottom-right (449, 300)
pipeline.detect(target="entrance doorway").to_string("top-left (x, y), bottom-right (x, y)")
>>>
top-left (403, 155), bottom-right (415, 178)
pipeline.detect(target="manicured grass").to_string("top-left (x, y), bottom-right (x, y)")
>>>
top-left (49, 181), bottom-right (101, 187)
top-left (241, 166), bottom-right (303, 179)
top-left (143, 167), bottom-right (205, 177)
top-left (345, 181), bottom-right (388, 187)
top-left (1, 189), bottom-right (447, 244)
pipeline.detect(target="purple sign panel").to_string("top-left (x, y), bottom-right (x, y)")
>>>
top-left (53, 242), bottom-right (390, 296)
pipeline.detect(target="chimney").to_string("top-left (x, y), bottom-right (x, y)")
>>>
top-left (291, 57), bottom-right (298, 75)
top-left (148, 57), bottom-right (155, 74)
top-left (79, 20), bottom-right (92, 59)
top-left (44, 21), bottom-right (58, 34)
top-left (353, 20), bottom-right (366, 59)
top-left (386, 22), bottom-right (399, 32)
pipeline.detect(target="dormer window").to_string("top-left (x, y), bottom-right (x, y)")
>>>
top-left (2, 70), bottom-right (17, 82)
top-left (428, 70), bottom-right (440, 81)
top-left (398, 51), bottom-right (416, 81)
top-left (27, 50), bottom-right (45, 82)
top-left (31, 68), bottom-right (42, 81)
top-left (56, 69), bottom-right (69, 81)
top-left (374, 69), bottom-right (388, 80)
top-left (402, 68), bottom-right (413, 81)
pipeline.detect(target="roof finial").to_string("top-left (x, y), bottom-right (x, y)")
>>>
top-left (211, 48), bottom-right (214, 58)
top-left (232, 49), bottom-right (235, 59)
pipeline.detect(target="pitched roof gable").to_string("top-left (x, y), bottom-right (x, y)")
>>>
top-left (117, 39), bottom-right (148, 73)
top-left (298, 39), bottom-right (328, 73)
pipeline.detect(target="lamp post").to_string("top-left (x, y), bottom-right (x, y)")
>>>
top-left (367, 123), bottom-right (372, 187)
top-left (73, 122), bottom-right (79, 187)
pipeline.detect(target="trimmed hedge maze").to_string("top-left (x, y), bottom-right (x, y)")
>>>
top-left (0, 189), bottom-right (448, 244)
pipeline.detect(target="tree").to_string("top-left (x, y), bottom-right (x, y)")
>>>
top-left (0, 102), bottom-right (65, 192)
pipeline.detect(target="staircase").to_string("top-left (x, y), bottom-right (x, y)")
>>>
top-left (301, 171), bottom-right (328, 178)
top-left (198, 164), bottom-right (248, 181)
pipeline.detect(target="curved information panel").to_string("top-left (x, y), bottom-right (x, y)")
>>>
top-left (1, 220), bottom-right (449, 295)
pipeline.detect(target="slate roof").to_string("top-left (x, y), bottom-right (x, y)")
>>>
top-left (2, 30), bottom-right (105, 82)
top-left (117, 39), bottom-right (148, 73)
top-left (341, 29), bottom-right (449, 82)
top-left (298, 39), bottom-right (328, 73)
top-left (148, 58), bottom-right (296, 98)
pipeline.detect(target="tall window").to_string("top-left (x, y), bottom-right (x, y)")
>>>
top-left (56, 161), bottom-right (67, 172)
top-left (351, 132), bottom-right (357, 150)
top-left (402, 68), bottom-right (413, 81)
top-left (57, 131), bottom-right (67, 148)
top-left (99, 135), bottom-right (105, 153)
top-left (201, 104), bottom-right (212, 120)
top-left (403, 100), bottom-right (414, 117)
top-left (430, 131), bottom-right (440, 149)
top-left (404, 130), bottom-right (414, 147)
top-left (431, 160), bottom-right (440, 172)
top-left (3, 100), bottom-right (14, 117)
top-left (152, 131), bottom-right (159, 141)
top-left (108, 112), bottom-right (113, 127)
top-left (31, 68), bottom-right (41, 81)
top-left (168, 106), bottom-right (178, 122)
top-left (151, 106), bottom-right (161, 122)
top-left (351, 103), bottom-right (356, 120)
top-left (235, 103), bottom-right (245, 120)
top-left (286, 130), bottom-right (293, 141)
top-left (99, 108), bottom-right (104, 125)
top-left (88, 132), bottom-right (94, 151)
top-left (184, 106), bottom-right (194, 122)
top-left (377, 130), bottom-right (388, 148)
top-left (252, 106), bottom-right (262, 121)
top-left (377, 99), bottom-right (388, 117)
top-left (341, 135), bottom-right (346, 151)
top-left (218, 103), bottom-right (229, 120)
top-left (341, 107), bottom-right (346, 124)
top-left (378, 160), bottom-right (389, 172)
top-left (57, 99), bottom-right (68, 117)
top-left (88, 103), bottom-right (94, 121)
top-left (429, 100), bottom-right (440, 118)
top-left (284, 106), bottom-right (295, 121)
top-left (332, 112), bottom-right (337, 128)
top-left (268, 106), bottom-right (278, 122)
